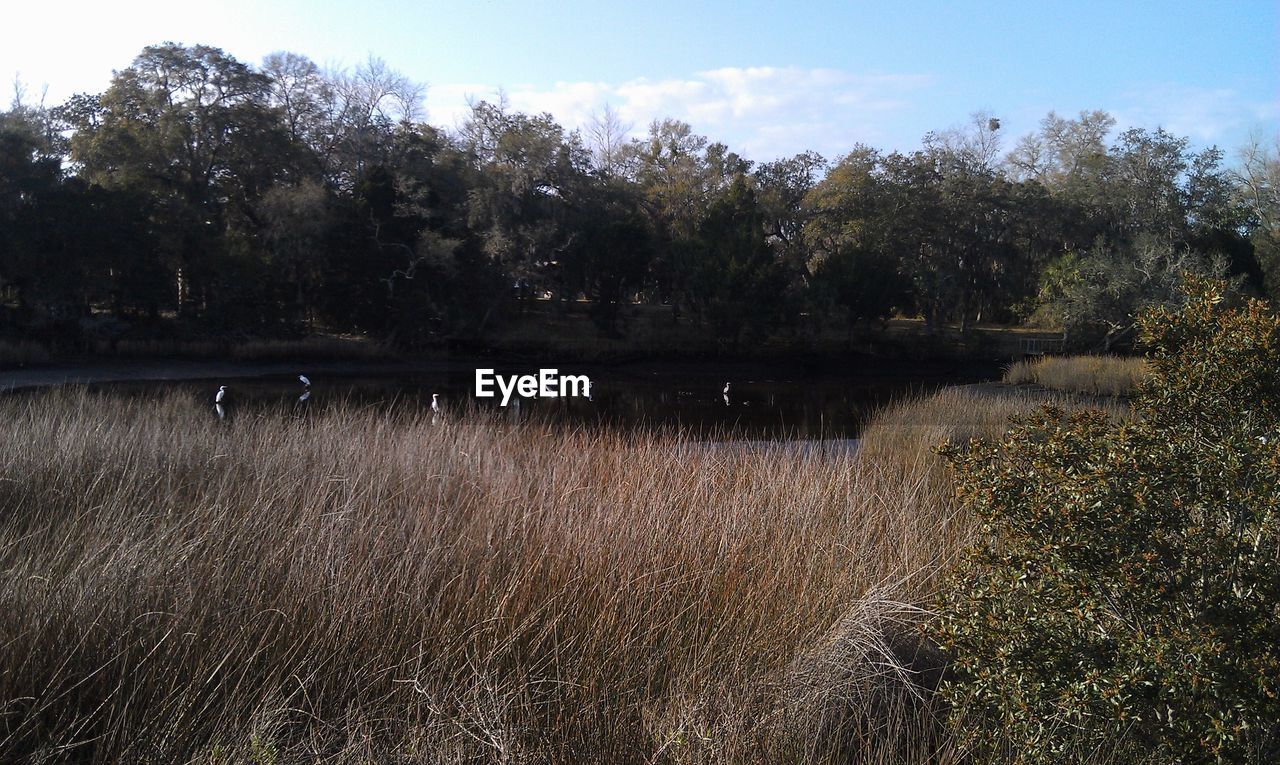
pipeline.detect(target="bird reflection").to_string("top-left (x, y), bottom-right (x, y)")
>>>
top-left (214, 385), bottom-right (228, 421)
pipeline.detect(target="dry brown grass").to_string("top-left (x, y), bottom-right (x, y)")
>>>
top-left (1003, 355), bottom-right (1150, 396)
top-left (0, 386), bottom-right (1119, 763)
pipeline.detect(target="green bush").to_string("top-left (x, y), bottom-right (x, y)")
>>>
top-left (935, 277), bottom-right (1280, 764)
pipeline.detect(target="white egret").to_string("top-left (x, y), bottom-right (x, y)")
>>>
top-left (431, 393), bottom-right (441, 414)
top-left (215, 385), bottom-right (227, 404)
top-left (299, 375), bottom-right (311, 387)
top-left (723, 382), bottom-right (731, 395)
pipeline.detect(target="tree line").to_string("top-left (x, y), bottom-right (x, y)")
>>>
top-left (2, 42), bottom-right (1277, 352)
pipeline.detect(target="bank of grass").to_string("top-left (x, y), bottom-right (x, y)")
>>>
top-left (0, 387), bottom-right (1122, 763)
top-left (1003, 354), bottom-right (1151, 396)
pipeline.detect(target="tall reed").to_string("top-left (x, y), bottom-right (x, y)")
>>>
top-left (1003, 355), bottom-right (1150, 396)
top-left (0, 387), bottom-right (1104, 763)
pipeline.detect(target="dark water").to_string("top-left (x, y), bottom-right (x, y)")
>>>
top-left (72, 360), bottom-right (998, 442)
top-left (82, 360), bottom-right (999, 440)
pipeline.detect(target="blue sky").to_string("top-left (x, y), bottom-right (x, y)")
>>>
top-left (3, 0), bottom-right (1276, 163)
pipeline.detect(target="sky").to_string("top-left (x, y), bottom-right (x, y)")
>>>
top-left (3, 0), bottom-right (1276, 164)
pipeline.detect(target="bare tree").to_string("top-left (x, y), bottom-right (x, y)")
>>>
top-left (926, 109), bottom-right (1003, 172)
top-left (264, 53), bottom-right (426, 186)
top-left (337, 55), bottom-right (426, 125)
top-left (262, 51), bottom-right (332, 144)
top-left (1233, 133), bottom-right (1280, 234)
top-left (1007, 109), bottom-right (1115, 187)
top-left (586, 102), bottom-right (632, 177)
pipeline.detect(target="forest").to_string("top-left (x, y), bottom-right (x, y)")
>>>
top-left (1, 42), bottom-right (1277, 356)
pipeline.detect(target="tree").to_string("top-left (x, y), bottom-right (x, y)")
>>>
top-left (1108, 127), bottom-right (1194, 245)
top-left (461, 100), bottom-right (591, 301)
top-left (1007, 110), bottom-right (1114, 190)
top-left (562, 182), bottom-right (652, 335)
top-left (811, 243), bottom-right (905, 343)
top-left (689, 177), bottom-right (789, 345)
top-left (62, 43), bottom-right (286, 318)
top-left (874, 146), bottom-right (1032, 331)
top-left (323, 55), bottom-right (424, 188)
top-left (585, 103), bottom-right (633, 179)
top-left (1233, 135), bottom-right (1280, 297)
top-left (1034, 234), bottom-right (1231, 350)
top-left (0, 105), bottom-right (62, 308)
top-left (927, 109), bottom-right (1004, 174)
top-left (259, 178), bottom-right (331, 326)
top-left (755, 150), bottom-right (826, 284)
top-left (937, 277), bottom-right (1280, 763)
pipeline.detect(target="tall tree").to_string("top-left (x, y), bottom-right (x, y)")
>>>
top-left (1233, 135), bottom-right (1280, 296)
top-left (62, 43), bottom-right (286, 317)
top-left (755, 150), bottom-right (826, 284)
top-left (461, 100), bottom-right (591, 300)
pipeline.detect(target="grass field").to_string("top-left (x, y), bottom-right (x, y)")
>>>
top-left (0, 386), bottom-right (1119, 763)
top-left (1003, 354), bottom-right (1151, 396)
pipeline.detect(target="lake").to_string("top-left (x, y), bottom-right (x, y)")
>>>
top-left (57, 357), bottom-right (1000, 440)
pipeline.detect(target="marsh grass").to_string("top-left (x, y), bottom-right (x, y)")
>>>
top-left (1003, 355), bottom-right (1150, 396)
top-left (0, 386), bottom-right (1113, 763)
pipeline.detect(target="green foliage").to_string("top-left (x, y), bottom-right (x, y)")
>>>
top-left (936, 277), bottom-right (1280, 763)
top-left (691, 177), bottom-right (790, 345)
top-left (812, 243), bottom-right (905, 333)
top-left (1035, 235), bottom-right (1232, 351)
top-left (0, 44), bottom-right (1268, 353)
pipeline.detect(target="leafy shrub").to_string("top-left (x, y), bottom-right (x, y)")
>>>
top-left (935, 277), bottom-right (1280, 764)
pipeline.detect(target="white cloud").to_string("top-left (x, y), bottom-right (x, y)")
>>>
top-left (424, 66), bottom-right (935, 162)
top-left (1110, 83), bottom-right (1279, 146)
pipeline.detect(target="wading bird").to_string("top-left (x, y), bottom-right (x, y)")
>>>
top-left (431, 393), bottom-right (441, 414)
top-left (215, 385), bottom-right (227, 404)
top-left (299, 375), bottom-right (311, 387)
